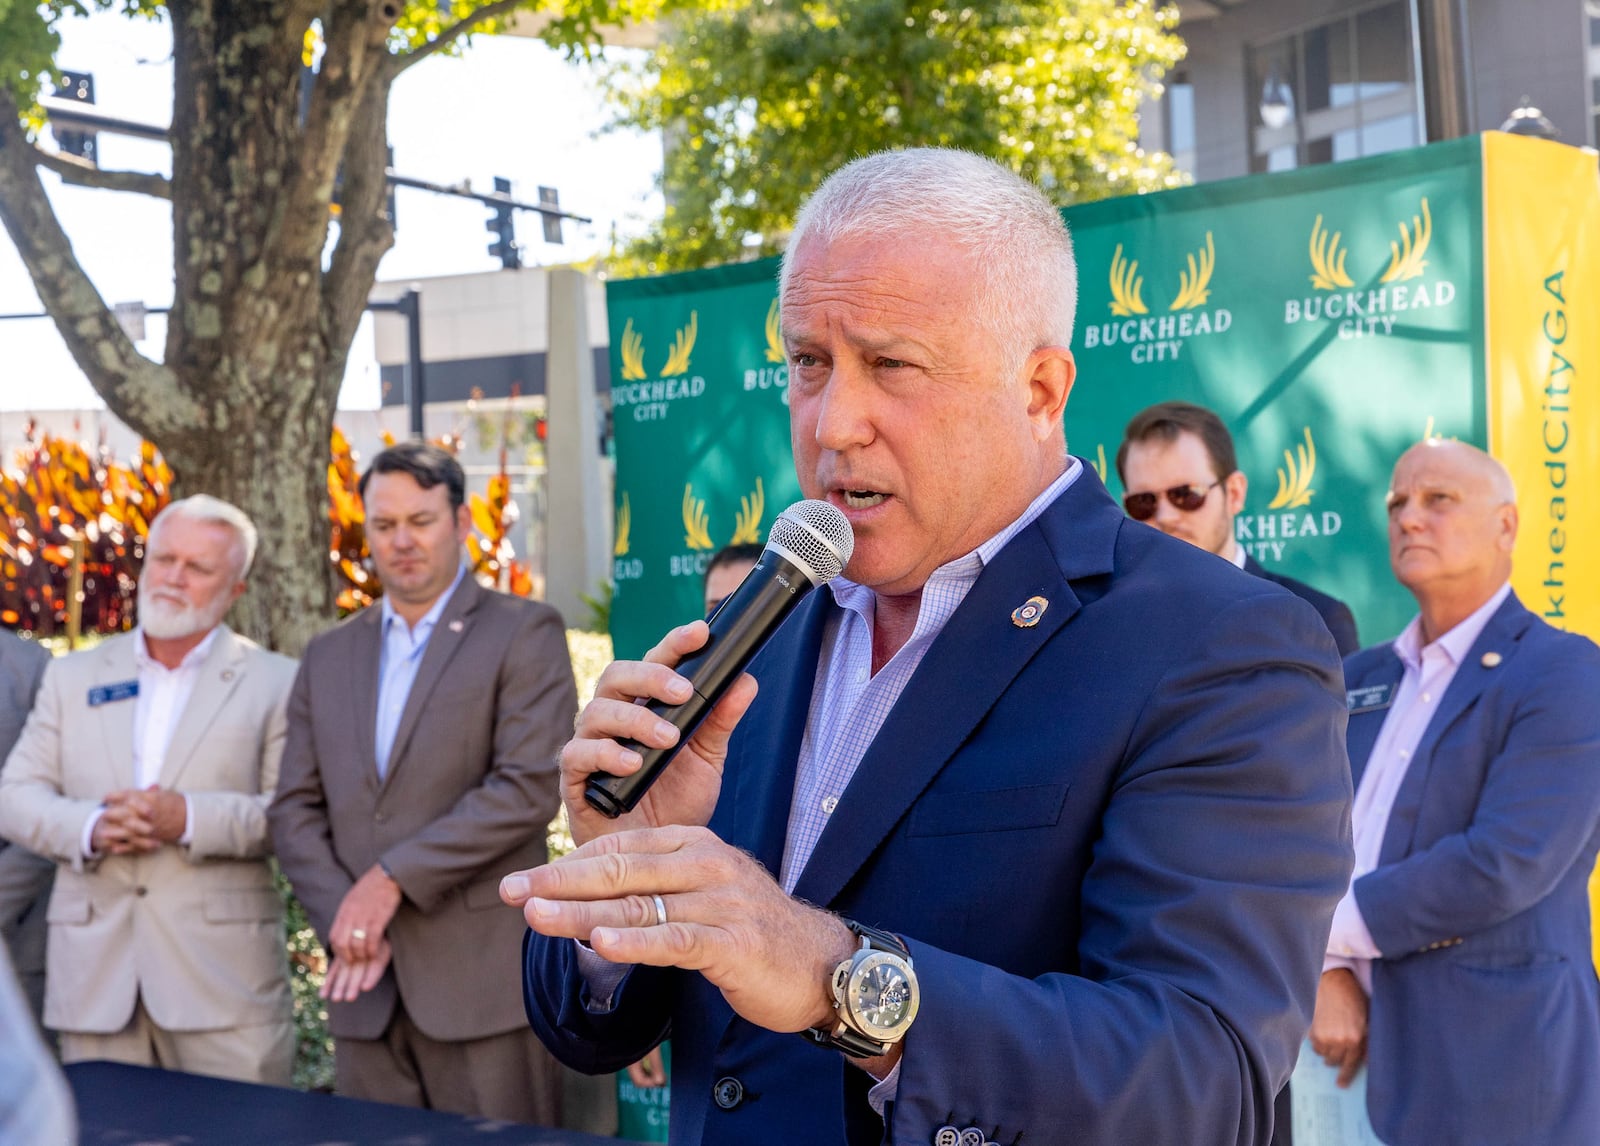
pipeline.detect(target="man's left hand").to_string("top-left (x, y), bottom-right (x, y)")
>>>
top-left (501, 825), bottom-right (857, 1036)
top-left (319, 938), bottom-right (393, 1004)
top-left (330, 864), bottom-right (403, 962)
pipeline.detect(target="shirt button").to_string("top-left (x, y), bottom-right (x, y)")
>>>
top-left (856, 669), bottom-right (868, 684)
top-left (1422, 692), bottom-right (1432, 703)
top-left (712, 1076), bottom-right (744, 1110)
top-left (821, 796), bottom-right (838, 814)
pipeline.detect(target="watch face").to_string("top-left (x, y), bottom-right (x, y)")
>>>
top-left (847, 952), bottom-right (920, 1038)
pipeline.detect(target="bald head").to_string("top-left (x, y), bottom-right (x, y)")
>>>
top-left (1394, 439), bottom-right (1515, 505)
top-left (1386, 438), bottom-right (1518, 621)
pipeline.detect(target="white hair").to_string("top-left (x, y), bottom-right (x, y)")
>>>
top-left (779, 148), bottom-right (1077, 370)
top-left (149, 494), bottom-right (259, 579)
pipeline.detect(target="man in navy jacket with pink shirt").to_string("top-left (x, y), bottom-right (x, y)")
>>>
top-left (1313, 438), bottom-right (1600, 1145)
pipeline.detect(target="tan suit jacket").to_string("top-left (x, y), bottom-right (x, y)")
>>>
top-left (269, 577), bottom-right (575, 1042)
top-left (0, 627), bottom-right (296, 1034)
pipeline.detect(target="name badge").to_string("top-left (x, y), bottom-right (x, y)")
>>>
top-left (88, 681), bottom-right (139, 707)
top-left (1346, 683), bottom-right (1394, 713)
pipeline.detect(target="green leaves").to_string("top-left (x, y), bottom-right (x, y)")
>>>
top-left (605, 0), bottom-right (1188, 275)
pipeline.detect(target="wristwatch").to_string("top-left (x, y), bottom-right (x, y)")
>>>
top-left (803, 920), bottom-right (920, 1058)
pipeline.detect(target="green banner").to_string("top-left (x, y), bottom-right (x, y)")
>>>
top-left (607, 259), bottom-right (796, 657)
top-left (607, 138), bottom-right (1488, 657)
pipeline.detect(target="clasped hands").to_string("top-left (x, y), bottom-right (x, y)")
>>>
top-left (500, 621), bottom-right (860, 1039)
top-left (91, 786), bottom-right (186, 855)
top-left (321, 863), bottom-right (403, 1003)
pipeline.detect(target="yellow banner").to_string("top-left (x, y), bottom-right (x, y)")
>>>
top-left (1483, 132), bottom-right (1600, 638)
top-left (1481, 132), bottom-right (1600, 968)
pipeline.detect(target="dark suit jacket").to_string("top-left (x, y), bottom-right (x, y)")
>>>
top-left (271, 577), bottom-right (577, 1042)
top-left (1343, 593), bottom-right (1600, 1146)
top-left (1243, 554), bottom-right (1359, 655)
top-left (0, 631), bottom-right (52, 993)
top-left (525, 467), bottom-right (1354, 1145)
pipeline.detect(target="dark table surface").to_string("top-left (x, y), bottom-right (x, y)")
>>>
top-left (66, 1060), bottom-right (642, 1146)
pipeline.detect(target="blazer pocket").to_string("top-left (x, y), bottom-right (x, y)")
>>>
top-left (203, 888), bottom-right (282, 923)
top-left (908, 782), bottom-right (1071, 838)
top-left (45, 891), bottom-right (91, 925)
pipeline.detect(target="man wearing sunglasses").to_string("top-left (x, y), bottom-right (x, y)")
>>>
top-left (1117, 401), bottom-right (1359, 656)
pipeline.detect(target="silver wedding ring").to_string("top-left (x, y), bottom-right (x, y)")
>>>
top-left (352, 928), bottom-right (368, 941)
top-left (650, 894), bottom-right (668, 927)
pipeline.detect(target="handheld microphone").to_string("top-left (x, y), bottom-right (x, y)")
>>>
top-left (584, 499), bottom-right (854, 819)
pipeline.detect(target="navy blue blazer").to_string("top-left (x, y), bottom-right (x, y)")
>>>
top-left (525, 465), bottom-right (1354, 1145)
top-left (1243, 554), bottom-right (1360, 656)
top-left (1343, 593), bottom-right (1600, 1146)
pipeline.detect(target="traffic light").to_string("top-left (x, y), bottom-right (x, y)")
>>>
top-left (54, 71), bottom-right (97, 166)
top-left (486, 176), bottom-right (517, 269)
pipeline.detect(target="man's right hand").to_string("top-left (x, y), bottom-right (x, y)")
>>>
top-left (1310, 967), bottom-right (1370, 1088)
top-left (559, 621), bottom-right (758, 848)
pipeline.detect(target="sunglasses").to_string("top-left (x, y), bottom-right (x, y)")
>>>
top-left (1122, 478), bottom-right (1224, 521)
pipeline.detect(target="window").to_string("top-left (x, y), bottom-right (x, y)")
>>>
top-left (1247, 2), bottom-right (1419, 173)
top-left (1167, 75), bottom-right (1197, 175)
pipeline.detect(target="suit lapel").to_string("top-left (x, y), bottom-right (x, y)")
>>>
top-left (720, 592), bottom-right (832, 877)
top-left (351, 607), bottom-right (382, 789)
top-left (1346, 653), bottom-right (1406, 793)
top-left (790, 469), bottom-right (1121, 909)
top-left (380, 576), bottom-right (481, 790)
top-left (159, 627), bottom-right (246, 789)
top-left (1378, 594), bottom-right (1533, 866)
top-left (94, 636), bottom-right (140, 790)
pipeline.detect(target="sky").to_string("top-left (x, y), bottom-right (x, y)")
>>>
top-left (0, 9), bottom-right (662, 412)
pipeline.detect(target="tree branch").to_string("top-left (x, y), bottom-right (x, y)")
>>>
top-left (321, 76), bottom-right (396, 406)
top-left (31, 145), bottom-right (171, 200)
top-left (0, 89), bottom-right (196, 444)
top-left (387, 0), bottom-right (530, 79)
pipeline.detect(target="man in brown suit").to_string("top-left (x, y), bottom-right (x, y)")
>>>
top-left (269, 442), bottom-right (576, 1123)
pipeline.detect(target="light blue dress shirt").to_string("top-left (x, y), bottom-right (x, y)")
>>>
top-left (375, 564), bottom-right (466, 779)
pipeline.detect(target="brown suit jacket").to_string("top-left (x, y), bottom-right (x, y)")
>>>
top-left (269, 576), bottom-right (575, 1042)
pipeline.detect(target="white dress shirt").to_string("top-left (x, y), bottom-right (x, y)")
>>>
top-left (1325, 582), bottom-right (1512, 991)
top-left (80, 627), bottom-right (216, 856)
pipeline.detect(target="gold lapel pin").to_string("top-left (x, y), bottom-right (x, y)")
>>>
top-left (1481, 651), bottom-right (1502, 668)
top-left (1011, 596), bottom-right (1049, 628)
top-left (448, 619), bottom-right (464, 633)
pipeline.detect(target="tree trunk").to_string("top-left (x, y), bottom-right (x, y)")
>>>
top-left (161, 358), bottom-right (337, 658)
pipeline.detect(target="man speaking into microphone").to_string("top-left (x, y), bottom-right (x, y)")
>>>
top-left (502, 149), bottom-right (1354, 1145)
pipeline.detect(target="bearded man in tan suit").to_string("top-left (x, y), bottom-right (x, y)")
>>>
top-left (0, 495), bottom-right (296, 1082)
top-left (270, 442), bottom-right (575, 1123)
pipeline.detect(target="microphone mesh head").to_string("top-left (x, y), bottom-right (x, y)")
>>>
top-left (766, 500), bottom-right (855, 585)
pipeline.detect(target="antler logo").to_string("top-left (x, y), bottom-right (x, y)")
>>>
top-left (1168, 233), bottom-right (1216, 311)
top-left (1304, 198), bottom-right (1432, 289)
top-left (1381, 198), bottom-right (1431, 283)
top-left (729, 477), bottom-right (765, 545)
top-left (661, 311), bottom-right (699, 377)
top-left (682, 483), bottom-right (714, 551)
top-left (1092, 444), bottom-right (1108, 484)
top-left (1267, 428), bottom-right (1317, 510)
top-left (764, 300), bottom-right (784, 364)
top-left (1308, 216), bottom-right (1355, 291)
top-left (619, 318), bottom-right (647, 381)
top-left (613, 491), bottom-right (631, 557)
top-left (1109, 245), bottom-right (1148, 316)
